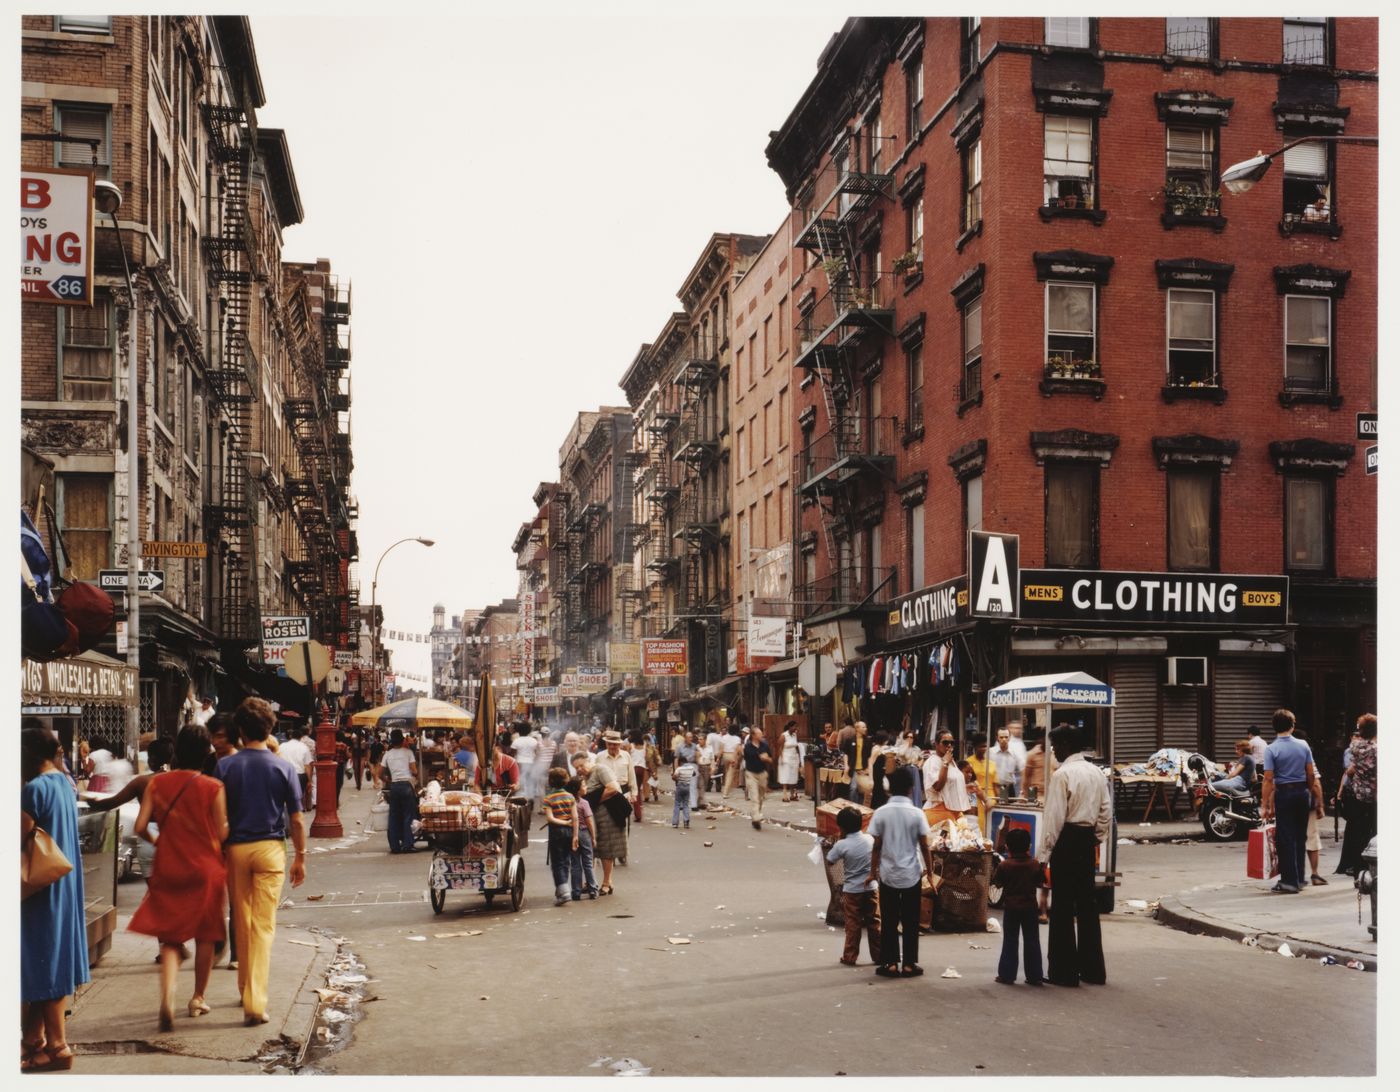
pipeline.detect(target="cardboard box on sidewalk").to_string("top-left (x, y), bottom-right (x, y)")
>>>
top-left (816, 799), bottom-right (873, 839)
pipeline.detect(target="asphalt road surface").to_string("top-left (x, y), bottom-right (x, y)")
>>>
top-left (260, 804), bottom-right (1375, 1078)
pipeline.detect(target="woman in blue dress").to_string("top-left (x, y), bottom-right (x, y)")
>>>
top-left (21, 724), bottom-right (89, 1072)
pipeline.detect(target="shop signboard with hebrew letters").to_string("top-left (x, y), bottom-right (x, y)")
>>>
top-left (641, 638), bottom-right (688, 677)
top-left (1018, 569), bottom-right (1289, 626)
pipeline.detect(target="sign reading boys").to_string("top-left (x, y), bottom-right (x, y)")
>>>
top-left (969, 531), bottom-right (1020, 618)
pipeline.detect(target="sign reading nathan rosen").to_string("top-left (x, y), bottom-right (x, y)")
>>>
top-left (1019, 569), bottom-right (1289, 626)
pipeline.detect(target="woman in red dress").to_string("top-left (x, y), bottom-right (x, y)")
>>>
top-left (128, 724), bottom-right (229, 1030)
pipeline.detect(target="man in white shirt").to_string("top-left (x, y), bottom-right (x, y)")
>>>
top-left (379, 729), bottom-right (419, 854)
top-left (1006, 721), bottom-right (1029, 788)
top-left (278, 724), bottom-right (314, 806)
top-left (192, 695), bottom-right (216, 727)
top-left (1042, 722), bottom-right (1112, 987)
top-left (922, 732), bottom-right (970, 823)
top-left (1247, 724), bottom-right (1269, 768)
top-left (704, 725), bottom-right (725, 795)
top-left (695, 736), bottom-right (715, 810)
top-left (717, 729), bottom-right (742, 800)
top-left (512, 724), bottom-right (541, 804)
top-left (988, 728), bottom-right (1026, 799)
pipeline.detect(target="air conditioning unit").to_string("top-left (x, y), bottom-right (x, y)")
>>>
top-left (1167, 656), bottom-right (1209, 687)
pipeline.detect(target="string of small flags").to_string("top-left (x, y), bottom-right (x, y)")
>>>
top-left (382, 629), bottom-right (547, 644)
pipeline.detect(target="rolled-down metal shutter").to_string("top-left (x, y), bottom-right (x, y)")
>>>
top-left (1212, 656), bottom-right (1286, 766)
top-left (1162, 686), bottom-right (1201, 751)
top-left (1109, 660), bottom-right (1159, 762)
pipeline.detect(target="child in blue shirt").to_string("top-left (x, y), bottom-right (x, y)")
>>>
top-left (826, 806), bottom-right (881, 966)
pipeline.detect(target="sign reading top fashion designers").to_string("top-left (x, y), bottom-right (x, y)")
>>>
top-left (640, 637), bottom-right (688, 677)
top-left (1018, 569), bottom-right (1289, 626)
top-left (968, 531), bottom-right (1020, 618)
top-left (888, 575), bottom-right (969, 641)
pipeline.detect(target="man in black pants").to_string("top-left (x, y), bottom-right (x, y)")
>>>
top-left (1042, 723), bottom-right (1112, 986)
top-left (867, 765), bottom-right (935, 978)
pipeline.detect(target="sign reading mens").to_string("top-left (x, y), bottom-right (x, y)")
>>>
top-left (1019, 569), bottom-right (1289, 626)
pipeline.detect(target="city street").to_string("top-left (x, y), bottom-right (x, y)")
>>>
top-left (90, 783), bottom-right (1375, 1078)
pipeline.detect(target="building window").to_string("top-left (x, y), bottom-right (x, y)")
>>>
top-left (58, 293), bottom-right (114, 401)
top-left (1045, 17), bottom-right (1091, 48)
top-left (56, 14), bottom-right (110, 33)
top-left (1045, 463), bottom-right (1098, 568)
top-left (1043, 115), bottom-right (1094, 208)
top-left (864, 110), bottom-right (884, 176)
top-left (962, 137), bottom-right (982, 229)
top-left (1045, 281), bottom-right (1095, 370)
top-left (962, 295), bottom-right (983, 402)
top-left (1167, 288), bottom-right (1217, 387)
top-left (1165, 17), bottom-right (1212, 58)
top-left (907, 502), bottom-right (925, 589)
top-left (906, 195), bottom-right (924, 260)
top-left (1283, 16), bottom-right (1328, 66)
top-left (1167, 468), bottom-right (1218, 571)
top-left (54, 104), bottom-right (110, 178)
top-left (961, 17), bottom-right (981, 76)
top-left (57, 473), bottom-right (111, 580)
top-left (906, 340), bottom-right (924, 431)
top-left (905, 54), bottom-right (924, 140)
top-left (1283, 476), bottom-right (1331, 573)
top-left (1281, 135), bottom-right (1332, 226)
top-left (1284, 295), bottom-right (1331, 393)
top-left (964, 473), bottom-right (984, 556)
top-left (1165, 126), bottom-right (1217, 202)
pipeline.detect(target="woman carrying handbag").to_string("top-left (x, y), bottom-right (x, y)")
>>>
top-left (21, 724), bottom-right (89, 1072)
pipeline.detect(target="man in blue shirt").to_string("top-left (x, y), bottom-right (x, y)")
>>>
top-left (1261, 708), bottom-right (1323, 894)
top-left (868, 764), bottom-right (934, 978)
top-left (218, 697), bottom-right (306, 1025)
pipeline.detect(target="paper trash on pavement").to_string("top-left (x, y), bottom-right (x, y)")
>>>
top-left (940, 968), bottom-right (962, 978)
top-left (666, 937), bottom-right (691, 945)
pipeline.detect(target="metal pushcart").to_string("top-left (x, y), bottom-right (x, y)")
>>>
top-left (423, 796), bottom-right (531, 914)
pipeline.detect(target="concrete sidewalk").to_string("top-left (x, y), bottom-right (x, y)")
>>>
top-left (68, 783), bottom-right (379, 1074)
top-left (684, 780), bottom-right (1377, 971)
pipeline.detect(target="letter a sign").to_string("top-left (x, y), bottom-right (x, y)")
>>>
top-left (969, 531), bottom-right (1020, 618)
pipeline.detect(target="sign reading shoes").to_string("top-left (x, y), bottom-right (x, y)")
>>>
top-left (1018, 569), bottom-right (1289, 626)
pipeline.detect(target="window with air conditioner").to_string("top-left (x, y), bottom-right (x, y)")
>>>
top-left (1167, 656), bottom-right (1209, 686)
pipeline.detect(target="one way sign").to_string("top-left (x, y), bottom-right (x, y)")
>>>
top-left (99, 569), bottom-right (166, 592)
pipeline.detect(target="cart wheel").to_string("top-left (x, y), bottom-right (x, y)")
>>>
top-left (483, 893), bottom-right (495, 906)
top-left (430, 885), bottom-right (446, 914)
top-left (510, 860), bottom-right (526, 912)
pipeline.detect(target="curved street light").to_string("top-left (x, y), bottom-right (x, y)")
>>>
top-left (1221, 134), bottom-right (1378, 194)
top-left (369, 536), bottom-right (435, 703)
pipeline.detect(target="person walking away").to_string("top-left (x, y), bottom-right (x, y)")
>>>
top-left (868, 765), bottom-right (933, 979)
top-left (127, 725), bottom-right (229, 1030)
top-left (567, 767), bottom-right (599, 899)
top-left (334, 729), bottom-right (350, 805)
top-left (694, 734), bottom-right (714, 811)
top-left (922, 732), bottom-right (969, 824)
top-left (369, 731), bottom-right (386, 786)
top-left (645, 730), bottom-right (661, 803)
top-left (705, 723), bottom-right (726, 797)
top-left (1337, 713), bottom-right (1377, 876)
top-left (841, 721), bottom-right (874, 806)
top-left (826, 806), bottom-right (881, 966)
top-left (583, 738), bottom-right (628, 895)
top-left (989, 728), bottom-right (1024, 800)
top-left (1260, 708), bottom-right (1322, 894)
top-left (217, 698), bottom-right (306, 1026)
top-left (380, 729), bottom-right (418, 854)
top-left (629, 730), bottom-right (650, 822)
top-left (743, 727), bottom-right (774, 830)
top-left (512, 723), bottom-right (541, 805)
top-left (278, 723), bottom-right (314, 807)
top-left (1247, 724), bottom-right (1269, 769)
top-left (349, 728), bottom-right (365, 790)
top-left (673, 730), bottom-right (698, 811)
top-left (543, 768), bottom-right (580, 906)
top-left (204, 713), bottom-right (240, 968)
top-left (536, 729), bottom-right (558, 793)
top-left (672, 752), bottom-right (695, 828)
top-left (718, 727), bottom-right (742, 800)
top-left (1042, 722), bottom-right (1112, 987)
top-left (778, 720), bottom-right (802, 802)
top-left (991, 826), bottom-right (1045, 986)
top-left (21, 724), bottom-right (89, 1072)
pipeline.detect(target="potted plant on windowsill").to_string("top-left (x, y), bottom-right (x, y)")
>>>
top-left (820, 256), bottom-right (846, 280)
top-left (1164, 180), bottom-right (1221, 217)
top-left (892, 250), bottom-right (920, 277)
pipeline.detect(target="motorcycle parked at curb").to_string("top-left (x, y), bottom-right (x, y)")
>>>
top-left (1182, 752), bottom-right (1263, 842)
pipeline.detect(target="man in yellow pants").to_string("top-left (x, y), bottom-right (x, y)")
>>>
top-left (218, 698), bottom-right (306, 1025)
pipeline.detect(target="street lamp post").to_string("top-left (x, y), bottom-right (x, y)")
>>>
top-left (94, 178), bottom-right (143, 769)
top-left (369, 536), bottom-right (434, 703)
top-left (1220, 135), bottom-right (1379, 194)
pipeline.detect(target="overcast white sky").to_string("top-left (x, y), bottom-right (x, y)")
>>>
top-left (250, 10), bottom-right (842, 682)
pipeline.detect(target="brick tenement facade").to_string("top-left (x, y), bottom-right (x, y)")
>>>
top-left (767, 16), bottom-right (1376, 774)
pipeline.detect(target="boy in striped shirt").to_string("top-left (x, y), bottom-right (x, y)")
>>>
top-left (544, 767), bottom-right (580, 906)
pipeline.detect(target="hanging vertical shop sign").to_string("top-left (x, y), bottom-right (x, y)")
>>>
top-left (968, 531), bottom-right (1020, 618)
top-left (521, 592), bottom-right (536, 692)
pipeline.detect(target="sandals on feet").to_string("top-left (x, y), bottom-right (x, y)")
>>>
top-left (26, 1046), bottom-right (74, 1072)
top-left (874, 964), bottom-right (901, 978)
top-left (901, 964), bottom-right (925, 978)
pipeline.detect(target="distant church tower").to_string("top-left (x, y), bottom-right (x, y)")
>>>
top-left (430, 603), bottom-right (450, 699)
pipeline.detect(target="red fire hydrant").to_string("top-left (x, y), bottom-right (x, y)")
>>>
top-left (309, 701), bottom-right (344, 838)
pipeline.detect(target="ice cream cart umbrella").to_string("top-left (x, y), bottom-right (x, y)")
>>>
top-left (985, 671), bottom-right (1118, 911)
top-left (349, 696), bottom-right (473, 730)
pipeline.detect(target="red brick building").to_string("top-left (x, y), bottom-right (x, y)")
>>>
top-left (766, 16), bottom-right (1376, 776)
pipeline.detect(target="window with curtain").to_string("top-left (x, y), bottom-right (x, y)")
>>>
top-left (59, 293), bottom-right (114, 401)
top-left (1167, 469), bottom-right (1217, 571)
top-left (963, 137), bottom-right (982, 229)
top-left (1165, 17), bottom-right (1211, 58)
top-left (1284, 295), bottom-right (1331, 391)
top-left (1166, 126), bottom-right (1216, 194)
top-left (906, 340), bottom-right (924, 430)
top-left (1284, 476), bottom-right (1329, 572)
top-left (1045, 463), bottom-right (1097, 568)
top-left (1046, 282), bottom-right (1095, 368)
top-left (1283, 16), bottom-right (1328, 65)
top-left (1045, 17), bottom-right (1090, 48)
top-left (906, 194), bottom-right (924, 260)
top-left (1044, 115), bottom-right (1094, 206)
top-left (1281, 135), bottom-right (1331, 224)
top-left (58, 474), bottom-right (111, 580)
top-left (1167, 288), bottom-right (1217, 386)
top-left (55, 103), bottom-right (110, 177)
top-left (963, 295), bottom-right (983, 400)
top-left (907, 503), bottom-right (925, 590)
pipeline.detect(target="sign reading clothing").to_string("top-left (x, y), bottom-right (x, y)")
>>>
top-left (888, 575), bottom-right (969, 640)
top-left (1019, 569), bottom-right (1289, 626)
top-left (969, 531), bottom-right (1020, 618)
top-left (261, 615), bottom-right (311, 665)
top-left (641, 638), bottom-right (688, 677)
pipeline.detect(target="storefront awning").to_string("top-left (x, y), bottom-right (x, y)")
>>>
top-left (695, 675), bottom-right (740, 698)
top-left (763, 657), bottom-right (802, 677)
top-left (21, 651), bottom-right (139, 708)
top-left (986, 671), bottom-right (1115, 709)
